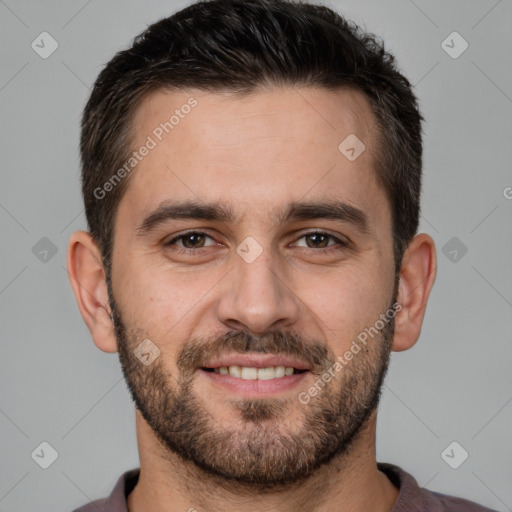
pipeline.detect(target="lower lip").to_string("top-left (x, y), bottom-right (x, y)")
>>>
top-left (198, 369), bottom-right (310, 396)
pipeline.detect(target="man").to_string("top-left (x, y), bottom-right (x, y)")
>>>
top-left (67, 0), bottom-right (497, 510)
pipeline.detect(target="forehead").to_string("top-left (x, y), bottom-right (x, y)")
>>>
top-left (120, 86), bottom-right (388, 228)
top-left (131, 86), bottom-right (377, 156)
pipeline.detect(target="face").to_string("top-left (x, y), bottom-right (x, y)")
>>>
top-left (109, 86), bottom-right (398, 486)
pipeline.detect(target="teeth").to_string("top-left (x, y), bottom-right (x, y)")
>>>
top-left (257, 367), bottom-right (276, 380)
top-left (275, 366), bottom-right (285, 378)
top-left (229, 365), bottom-right (242, 378)
top-left (241, 367), bottom-right (258, 380)
top-left (212, 365), bottom-right (301, 380)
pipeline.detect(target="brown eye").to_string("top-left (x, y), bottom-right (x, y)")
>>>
top-left (295, 232), bottom-right (346, 249)
top-left (304, 233), bottom-right (330, 248)
top-left (165, 231), bottom-right (216, 250)
top-left (181, 233), bottom-right (206, 248)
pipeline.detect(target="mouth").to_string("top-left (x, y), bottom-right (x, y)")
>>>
top-left (201, 365), bottom-right (309, 380)
top-left (198, 354), bottom-right (312, 396)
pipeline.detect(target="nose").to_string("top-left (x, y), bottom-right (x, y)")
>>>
top-left (216, 245), bottom-right (301, 335)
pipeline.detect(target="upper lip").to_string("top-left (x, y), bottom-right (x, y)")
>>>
top-left (201, 353), bottom-right (311, 371)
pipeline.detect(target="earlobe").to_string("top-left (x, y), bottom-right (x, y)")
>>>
top-left (66, 231), bottom-right (118, 353)
top-left (391, 233), bottom-right (437, 352)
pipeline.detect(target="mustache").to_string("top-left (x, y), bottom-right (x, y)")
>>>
top-left (176, 330), bottom-right (336, 376)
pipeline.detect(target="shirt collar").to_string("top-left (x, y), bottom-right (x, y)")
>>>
top-left (105, 463), bottom-right (439, 511)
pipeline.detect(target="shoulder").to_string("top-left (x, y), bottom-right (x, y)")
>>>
top-left (71, 497), bottom-right (108, 512)
top-left (69, 468), bottom-right (140, 512)
top-left (378, 462), bottom-right (499, 512)
top-left (423, 489), bottom-right (496, 512)
top-left (428, 490), bottom-right (500, 512)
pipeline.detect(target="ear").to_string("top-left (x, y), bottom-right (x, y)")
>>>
top-left (66, 230), bottom-right (118, 353)
top-left (392, 233), bottom-right (437, 352)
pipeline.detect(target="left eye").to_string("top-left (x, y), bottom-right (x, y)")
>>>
top-left (294, 232), bottom-right (344, 249)
top-left (168, 232), bottom-right (216, 249)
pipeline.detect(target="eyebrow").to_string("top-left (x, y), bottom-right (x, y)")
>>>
top-left (279, 201), bottom-right (370, 234)
top-left (136, 199), bottom-right (371, 236)
top-left (137, 201), bottom-right (234, 235)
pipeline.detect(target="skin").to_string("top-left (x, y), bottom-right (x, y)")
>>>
top-left (67, 86), bottom-right (437, 512)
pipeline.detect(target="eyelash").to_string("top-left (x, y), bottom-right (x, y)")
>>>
top-left (165, 230), bottom-right (349, 255)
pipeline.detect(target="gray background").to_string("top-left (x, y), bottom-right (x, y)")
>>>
top-left (1, 0), bottom-right (511, 511)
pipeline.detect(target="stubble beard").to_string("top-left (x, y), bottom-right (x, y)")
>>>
top-left (109, 285), bottom-right (396, 489)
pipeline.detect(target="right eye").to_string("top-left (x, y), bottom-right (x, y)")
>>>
top-left (165, 231), bottom-right (217, 251)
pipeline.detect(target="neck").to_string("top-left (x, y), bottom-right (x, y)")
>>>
top-left (127, 409), bottom-right (399, 512)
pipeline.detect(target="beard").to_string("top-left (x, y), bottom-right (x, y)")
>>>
top-left (109, 283), bottom-right (398, 489)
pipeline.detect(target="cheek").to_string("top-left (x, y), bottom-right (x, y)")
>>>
top-left (113, 256), bottom-right (222, 338)
top-left (298, 262), bottom-right (391, 343)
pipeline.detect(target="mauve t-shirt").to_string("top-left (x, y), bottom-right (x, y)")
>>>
top-left (71, 463), bottom-right (498, 512)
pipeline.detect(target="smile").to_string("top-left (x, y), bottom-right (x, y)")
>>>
top-left (201, 365), bottom-right (308, 380)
